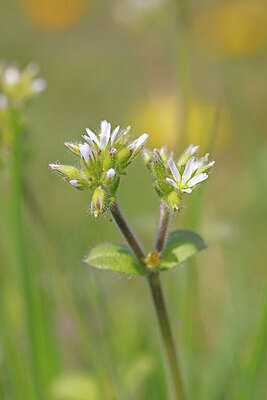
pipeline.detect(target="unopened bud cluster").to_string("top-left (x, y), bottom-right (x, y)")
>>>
top-left (0, 60), bottom-right (46, 109)
top-left (144, 144), bottom-right (215, 212)
top-left (49, 120), bottom-right (148, 217)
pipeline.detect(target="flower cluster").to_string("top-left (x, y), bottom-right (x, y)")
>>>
top-left (0, 61), bottom-right (46, 108)
top-left (144, 144), bottom-right (215, 211)
top-left (49, 120), bottom-right (148, 217)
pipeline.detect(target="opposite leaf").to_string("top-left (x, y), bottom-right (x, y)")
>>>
top-left (159, 229), bottom-right (206, 271)
top-left (85, 243), bottom-right (148, 276)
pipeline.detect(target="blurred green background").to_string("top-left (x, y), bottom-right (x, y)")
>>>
top-left (0, 0), bottom-right (266, 399)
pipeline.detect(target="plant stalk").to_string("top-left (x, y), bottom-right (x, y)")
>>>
top-left (110, 200), bottom-right (186, 399)
top-left (9, 107), bottom-right (42, 399)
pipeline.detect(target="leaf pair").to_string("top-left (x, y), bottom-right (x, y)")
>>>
top-left (85, 229), bottom-right (206, 276)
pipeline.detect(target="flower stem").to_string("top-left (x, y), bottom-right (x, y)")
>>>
top-left (110, 201), bottom-right (146, 263)
top-left (154, 201), bottom-right (171, 253)
top-left (148, 273), bottom-right (186, 399)
top-left (110, 200), bottom-right (186, 399)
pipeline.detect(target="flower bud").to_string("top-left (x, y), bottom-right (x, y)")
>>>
top-left (69, 178), bottom-right (90, 190)
top-left (117, 148), bottom-right (132, 167)
top-left (143, 149), bottom-right (152, 165)
top-left (103, 149), bottom-right (117, 171)
top-left (167, 191), bottom-right (181, 212)
top-left (106, 168), bottom-right (116, 180)
top-left (64, 142), bottom-right (80, 157)
top-left (49, 163), bottom-right (81, 179)
top-left (91, 186), bottom-right (106, 218)
top-left (177, 144), bottom-right (199, 167)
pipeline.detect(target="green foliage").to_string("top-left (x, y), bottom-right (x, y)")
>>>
top-left (159, 229), bottom-right (206, 271)
top-left (85, 243), bottom-right (148, 275)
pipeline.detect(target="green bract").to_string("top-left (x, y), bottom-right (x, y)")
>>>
top-left (159, 229), bottom-right (206, 271)
top-left (85, 229), bottom-right (205, 275)
top-left (144, 145), bottom-right (215, 211)
top-left (49, 120), bottom-right (148, 217)
top-left (85, 243), bottom-right (147, 275)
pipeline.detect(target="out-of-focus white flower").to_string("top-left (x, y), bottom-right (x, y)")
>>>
top-left (31, 77), bottom-right (47, 93)
top-left (0, 94), bottom-right (8, 110)
top-left (0, 60), bottom-right (46, 105)
top-left (4, 67), bottom-right (20, 86)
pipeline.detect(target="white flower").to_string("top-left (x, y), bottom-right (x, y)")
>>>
top-left (0, 94), bottom-right (8, 110)
top-left (167, 156), bottom-right (209, 194)
top-left (106, 168), bottom-right (116, 179)
top-left (84, 120), bottom-right (119, 150)
top-left (3, 67), bottom-right (20, 86)
top-left (31, 78), bottom-right (47, 93)
top-left (83, 120), bottom-right (148, 155)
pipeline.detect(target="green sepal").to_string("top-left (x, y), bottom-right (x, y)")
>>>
top-left (50, 164), bottom-right (81, 179)
top-left (91, 186), bottom-right (106, 217)
top-left (85, 243), bottom-right (148, 275)
top-left (103, 150), bottom-right (117, 171)
top-left (159, 229), bottom-right (206, 271)
top-left (117, 148), bottom-right (132, 168)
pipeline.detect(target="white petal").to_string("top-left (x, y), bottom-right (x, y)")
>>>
top-left (99, 121), bottom-right (111, 149)
top-left (0, 94), bottom-right (8, 110)
top-left (79, 143), bottom-right (93, 164)
top-left (184, 144), bottom-right (193, 154)
top-left (111, 125), bottom-right (120, 145)
top-left (31, 78), bottom-right (47, 93)
top-left (207, 160), bottom-right (215, 168)
top-left (85, 127), bottom-right (100, 147)
top-left (166, 178), bottom-right (179, 189)
top-left (168, 160), bottom-right (181, 182)
top-left (187, 173), bottom-right (208, 187)
top-left (69, 180), bottom-right (79, 187)
top-left (182, 156), bottom-right (196, 182)
top-left (191, 145), bottom-right (199, 154)
top-left (82, 135), bottom-right (94, 146)
top-left (100, 120), bottom-right (109, 132)
top-left (49, 163), bottom-right (59, 170)
top-left (133, 133), bottom-right (149, 149)
top-left (106, 168), bottom-right (116, 179)
top-left (182, 188), bottom-right (192, 193)
top-left (4, 67), bottom-right (20, 86)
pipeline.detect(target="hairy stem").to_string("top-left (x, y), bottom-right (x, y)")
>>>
top-left (110, 200), bottom-right (186, 399)
top-left (148, 273), bottom-right (186, 400)
top-left (154, 201), bottom-right (171, 253)
top-left (110, 201), bottom-right (146, 263)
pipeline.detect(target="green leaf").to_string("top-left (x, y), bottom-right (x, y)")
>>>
top-left (85, 243), bottom-right (148, 276)
top-left (159, 229), bottom-right (206, 271)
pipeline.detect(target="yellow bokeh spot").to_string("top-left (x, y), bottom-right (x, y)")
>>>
top-left (130, 94), bottom-right (231, 152)
top-left (187, 101), bottom-right (231, 152)
top-left (194, 1), bottom-right (267, 56)
top-left (22, 0), bottom-right (88, 31)
top-left (130, 94), bottom-right (181, 149)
